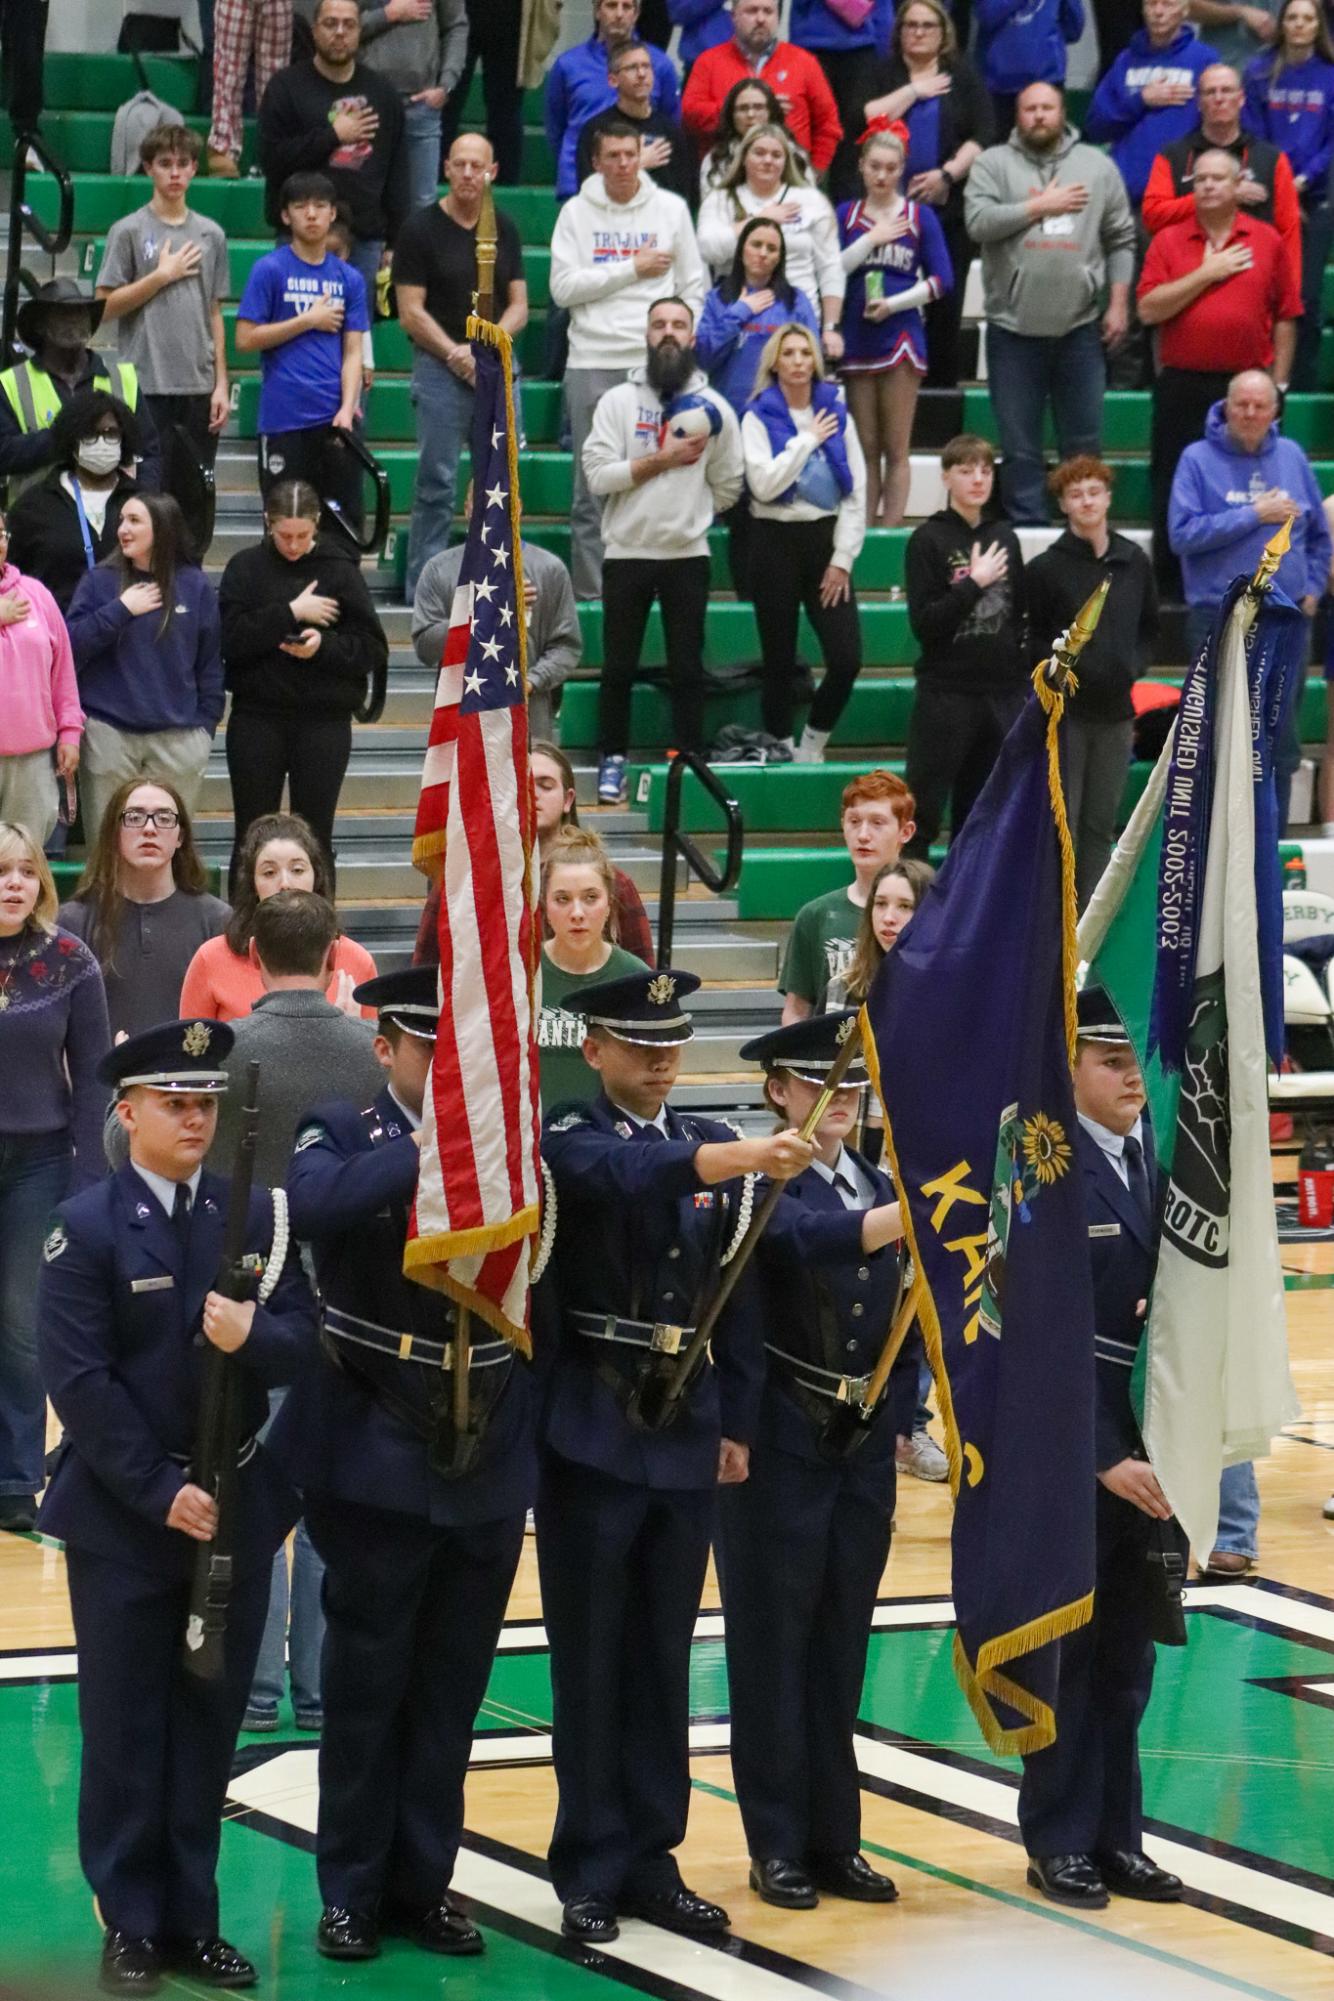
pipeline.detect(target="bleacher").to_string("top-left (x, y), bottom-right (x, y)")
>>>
top-left (22, 47), bottom-right (1334, 1111)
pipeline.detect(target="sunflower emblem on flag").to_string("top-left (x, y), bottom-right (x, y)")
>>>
top-left (1021, 1111), bottom-right (1072, 1186)
top-left (978, 1106), bottom-right (1072, 1340)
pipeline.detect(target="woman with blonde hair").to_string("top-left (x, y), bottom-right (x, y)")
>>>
top-left (0, 821), bottom-right (109, 1531)
top-left (697, 124), bottom-right (845, 356)
top-left (742, 323), bottom-right (867, 763)
top-left (537, 826), bottom-right (648, 1110)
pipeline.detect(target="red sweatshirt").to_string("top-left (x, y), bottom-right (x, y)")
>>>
top-left (681, 40), bottom-right (843, 172)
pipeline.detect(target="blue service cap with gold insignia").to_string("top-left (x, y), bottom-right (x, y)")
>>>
top-left (739, 1009), bottom-right (869, 1086)
top-left (580, 966), bottom-right (700, 1046)
top-left (97, 1017), bottom-right (234, 1094)
top-left (1075, 986), bottom-right (1132, 1044)
top-left (353, 965), bottom-right (440, 1039)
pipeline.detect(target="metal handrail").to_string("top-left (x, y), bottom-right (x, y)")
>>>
top-left (655, 750), bottom-right (744, 970)
top-left (3, 128), bottom-right (75, 364)
top-left (321, 425), bottom-right (392, 560)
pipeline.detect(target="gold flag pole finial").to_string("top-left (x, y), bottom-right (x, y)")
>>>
top-left (473, 181), bottom-right (499, 325)
top-left (1251, 515), bottom-right (1293, 593)
top-left (1044, 576), bottom-right (1112, 696)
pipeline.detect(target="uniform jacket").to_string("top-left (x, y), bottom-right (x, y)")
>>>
top-left (541, 1091), bottom-right (762, 1489)
top-left (37, 1164), bottom-right (315, 1576)
top-left (272, 1086), bottom-right (541, 1525)
top-left (1078, 1121), bottom-right (1158, 1474)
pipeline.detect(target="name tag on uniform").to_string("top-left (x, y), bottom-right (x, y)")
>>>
top-left (131, 1275), bottom-right (176, 1293)
top-left (1088, 1223), bottom-right (1121, 1239)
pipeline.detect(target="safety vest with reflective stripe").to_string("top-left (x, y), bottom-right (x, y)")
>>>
top-left (0, 356), bottom-right (139, 434)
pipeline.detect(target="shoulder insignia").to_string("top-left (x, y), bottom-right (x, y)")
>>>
top-left (549, 1110), bottom-right (588, 1133)
top-left (294, 1125), bottom-right (325, 1154)
top-left (43, 1223), bottom-right (68, 1264)
top-left (182, 1021), bottom-right (212, 1057)
top-left (615, 1120), bottom-right (634, 1139)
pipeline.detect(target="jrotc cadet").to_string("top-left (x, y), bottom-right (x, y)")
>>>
top-left (539, 967), bottom-right (815, 1944)
top-left (36, 1020), bottom-right (316, 1996)
top-left (722, 1013), bottom-right (911, 1910)
top-left (1018, 987), bottom-right (1185, 1909)
top-left (271, 966), bottom-right (542, 1963)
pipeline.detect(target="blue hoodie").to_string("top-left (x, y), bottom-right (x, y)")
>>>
top-left (788, 0), bottom-right (893, 56)
top-left (666, 0), bottom-right (731, 68)
top-left (695, 282), bottom-right (821, 413)
top-left (1169, 402), bottom-right (1331, 607)
top-left (1086, 26), bottom-right (1221, 200)
top-left (1243, 51), bottom-right (1334, 196)
top-left (975, 0), bottom-right (1085, 95)
top-left (546, 34), bottom-right (681, 200)
top-left (66, 563), bottom-right (224, 735)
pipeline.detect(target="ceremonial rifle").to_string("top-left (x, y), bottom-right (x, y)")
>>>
top-left (183, 1060), bottom-right (261, 1680)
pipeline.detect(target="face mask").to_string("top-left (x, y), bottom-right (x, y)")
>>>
top-left (76, 437), bottom-right (122, 476)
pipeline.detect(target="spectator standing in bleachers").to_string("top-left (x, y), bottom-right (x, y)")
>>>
top-left (778, 770), bottom-right (917, 1022)
top-left (207, 0), bottom-right (293, 178)
top-left (7, 394), bottom-right (139, 619)
top-left (0, 281), bottom-right (161, 495)
top-left (1139, 151), bottom-right (1300, 590)
top-left (902, 433), bottom-right (1028, 858)
top-left (392, 133), bottom-right (527, 597)
top-left (438, 0), bottom-right (553, 185)
top-left (219, 477), bottom-right (389, 889)
top-left (0, 513), bottom-right (81, 847)
top-left (550, 122), bottom-right (705, 600)
top-left (1186, 0), bottom-right (1280, 74)
top-left (973, 0), bottom-right (1086, 132)
top-left (181, 811), bottom-right (379, 1021)
top-left (577, 42), bottom-right (697, 208)
top-left (698, 79), bottom-right (806, 198)
top-left (95, 124), bottom-right (229, 561)
top-left (58, 779), bottom-right (231, 1041)
top-left (412, 484), bottom-right (580, 740)
top-left (1142, 63), bottom-right (1302, 287)
top-left (787, 0), bottom-right (888, 200)
top-left (838, 125), bottom-right (953, 528)
top-left (584, 297), bottom-right (743, 803)
top-left (545, 0), bottom-right (680, 202)
top-left (681, 0), bottom-right (843, 181)
top-left (697, 126), bottom-right (846, 359)
top-left (742, 325), bottom-right (867, 765)
top-left (66, 495), bottom-right (223, 841)
top-left (1243, 0), bottom-right (1334, 388)
top-left (0, 825), bottom-right (109, 1534)
top-left (965, 82), bottom-right (1136, 525)
top-left (537, 828), bottom-right (650, 1108)
top-left (258, 0), bottom-right (409, 298)
top-left (860, 0), bottom-right (994, 390)
top-left (1025, 456), bottom-right (1158, 908)
top-left (357, 0), bottom-right (468, 212)
top-left (236, 172), bottom-right (370, 523)
top-left (668, 0), bottom-right (730, 72)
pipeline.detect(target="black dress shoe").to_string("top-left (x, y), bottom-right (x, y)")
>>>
top-left (98, 1933), bottom-right (162, 1994)
top-left (389, 1898), bottom-right (485, 1955)
top-left (316, 1906), bottom-right (381, 1960)
top-left (0, 1494), bottom-right (36, 1533)
top-left (561, 1894), bottom-right (620, 1943)
top-left (749, 1858), bottom-right (819, 1909)
top-left (806, 1853), bottom-right (898, 1903)
top-left (1026, 1854), bottom-right (1109, 1908)
top-left (620, 1886), bottom-right (730, 1936)
top-left (162, 1938), bottom-right (256, 1988)
top-left (1096, 1849), bottom-right (1184, 1902)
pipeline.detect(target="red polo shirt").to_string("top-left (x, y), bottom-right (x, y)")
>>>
top-left (1137, 211), bottom-right (1301, 371)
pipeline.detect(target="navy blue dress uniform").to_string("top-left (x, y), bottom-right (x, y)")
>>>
top-left (718, 1015), bottom-right (913, 1910)
top-left (1018, 989), bottom-right (1185, 1909)
top-left (536, 968), bottom-right (762, 1942)
top-left (36, 1021), bottom-right (316, 1994)
top-left (267, 967), bottom-right (542, 1962)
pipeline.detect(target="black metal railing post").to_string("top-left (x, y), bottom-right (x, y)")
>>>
top-left (656, 750), bottom-right (744, 969)
top-left (3, 127), bottom-right (74, 365)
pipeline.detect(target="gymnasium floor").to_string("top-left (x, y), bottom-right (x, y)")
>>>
top-left (2, 1258), bottom-right (1331, 2001)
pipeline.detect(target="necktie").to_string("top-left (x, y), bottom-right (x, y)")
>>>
top-left (172, 1181), bottom-right (193, 1253)
top-left (832, 1170), bottom-right (860, 1211)
top-left (1122, 1134), bottom-right (1152, 1230)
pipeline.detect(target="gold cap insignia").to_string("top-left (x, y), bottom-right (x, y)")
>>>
top-left (836, 1016), bottom-right (855, 1045)
top-left (647, 973), bottom-right (677, 1006)
top-left (182, 1022), bottom-right (212, 1058)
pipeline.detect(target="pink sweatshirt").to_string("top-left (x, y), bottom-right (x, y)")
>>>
top-left (0, 563), bottom-right (82, 757)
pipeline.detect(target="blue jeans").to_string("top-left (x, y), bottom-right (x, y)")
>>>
top-left (249, 1387), bottom-right (325, 1717)
top-left (403, 96), bottom-right (443, 210)
top-left (0, 1131), bottom-right (72, 1494)
top-left (914, 1357), bottom-right (933, 1435)
top-left (348, 236), bottom-right (384, 312)
top-left (986, 320), bottom-right (1106, 526)
top-left (406, 351), bottom-right (474, 597)
top-left (1214, 1461), bottom-right (1260, 1558)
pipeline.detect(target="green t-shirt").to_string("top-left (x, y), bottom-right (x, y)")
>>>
top-left (538, 943), bottom-right (646, 1112)
top-left (778, 884), bottom-right (864, 1009)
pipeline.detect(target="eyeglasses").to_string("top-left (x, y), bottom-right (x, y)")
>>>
top-left (121, 809), bottom-right (179, 829)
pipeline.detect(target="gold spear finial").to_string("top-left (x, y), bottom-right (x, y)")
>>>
top-left (1250, 515), bottom-right (1292, 594)
top-left (1044, 576), bottom-right (1111, 695)
top-left (473, 182), bottom-right (499, 325)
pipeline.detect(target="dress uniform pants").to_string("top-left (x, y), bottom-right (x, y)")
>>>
top-left (65, 1546), bottom-right (270, 1939)
top-left (1018, 1487), bottom-right (1163, 1858)
top-left (304, 1495), bottom-right (525, 1914)
top-left (716, 1444), bottom-right (893, 1861)
top-left (535, 1452), bottom-right (715, 1903)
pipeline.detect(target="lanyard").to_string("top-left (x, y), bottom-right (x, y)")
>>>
top-left (70, 478), bottom-right (96, 571)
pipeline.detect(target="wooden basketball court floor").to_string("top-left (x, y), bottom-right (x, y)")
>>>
top-left (2, 1253), bottom-right (1331, 2001)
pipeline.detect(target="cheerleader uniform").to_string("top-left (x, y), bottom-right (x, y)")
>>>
top-left (837, 198), bottom-right (953, 376)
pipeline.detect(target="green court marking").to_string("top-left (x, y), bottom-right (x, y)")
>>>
top-left (1283, 1270), bottom-right (1334, 1290)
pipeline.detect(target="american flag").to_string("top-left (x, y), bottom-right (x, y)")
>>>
top-left (405, 327), bottom-right (541, 1353)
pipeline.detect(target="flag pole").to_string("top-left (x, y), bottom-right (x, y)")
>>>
top-left (1239, 516), bottom-right (1293, 635)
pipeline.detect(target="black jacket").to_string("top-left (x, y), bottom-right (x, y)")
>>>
top-left (1025, 529), bottom-right (1158, 723)
top-left (6, 467), bottom-right (135, 614)
top-left (1154, 127), bottom-right (1288, 232)
top-left (219, 535), bottom-right (389, 717)
top-left (904, 505), bottom-right (1028, 693)
top-left (862, 55), bottom-right (994, 232)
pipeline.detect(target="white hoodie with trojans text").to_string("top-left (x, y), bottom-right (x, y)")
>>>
top-left (550, 171), bottom-right (707, 371)
top-left (582, 367), bottom-right (744, 562)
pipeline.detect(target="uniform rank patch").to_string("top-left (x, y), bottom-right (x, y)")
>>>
top-left (43, 1223), bottom-right (68, 1263)
top-left (294, 1125), bottom-right (325, 1153)
top-left (549, 1111), bottom-right (587, 1133)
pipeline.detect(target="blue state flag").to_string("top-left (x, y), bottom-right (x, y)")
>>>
top-left (862, 689), bottom-right (1096, 1754)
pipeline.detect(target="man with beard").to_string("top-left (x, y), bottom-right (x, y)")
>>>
top-left (964, 82), bottom-right (1136, 525)
top-left (0, 280), bottom-right (161, 491)
top-left (582, 297), bottom-right (742, 804)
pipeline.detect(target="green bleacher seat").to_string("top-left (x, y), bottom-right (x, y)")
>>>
top-left (42, 52), bottom-right (201, 112)
top-left (224, 308), bottom-right (548, 380)
top-left (557, 669), bottom-right (913, 751)
top-left (233, 373), bottom-right (563, 445)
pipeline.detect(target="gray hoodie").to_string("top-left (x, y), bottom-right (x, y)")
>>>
top-left (964, 125), bottom-right (1136, 338)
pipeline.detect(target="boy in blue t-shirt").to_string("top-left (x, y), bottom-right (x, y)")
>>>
top-left (236, 170), bottom-right (370, 525)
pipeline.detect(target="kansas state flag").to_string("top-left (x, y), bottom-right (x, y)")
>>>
top-left (863, 688), bottom-right (1096, 1754)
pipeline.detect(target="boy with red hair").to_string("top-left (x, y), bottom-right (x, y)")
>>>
top-left (779, 770), bottom-right (916, 1022)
